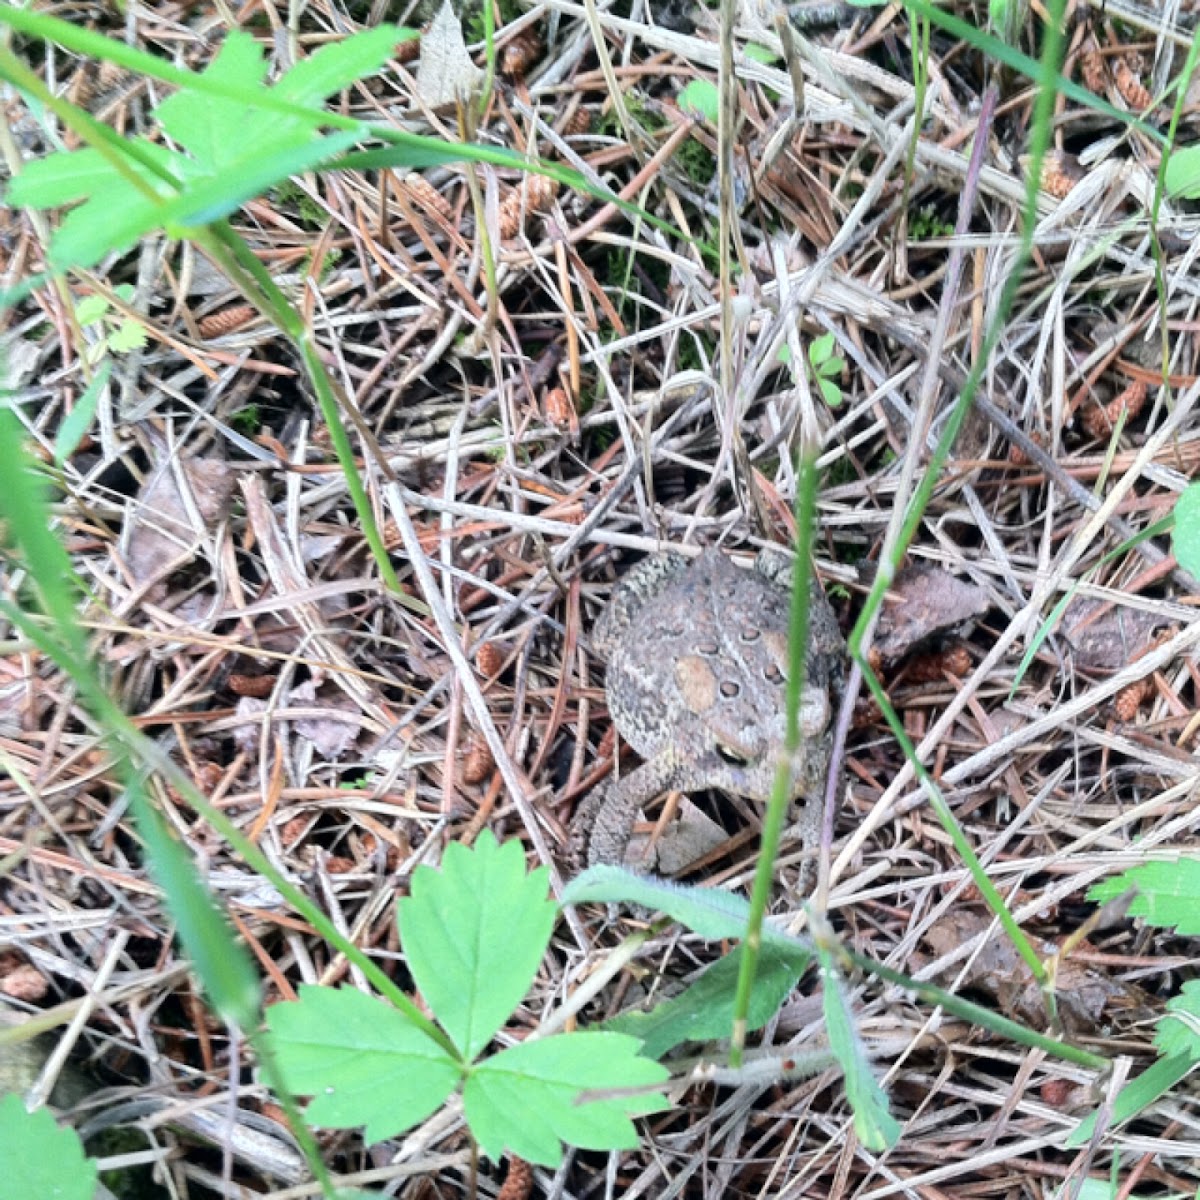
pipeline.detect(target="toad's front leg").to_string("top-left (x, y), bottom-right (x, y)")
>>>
top-left (571, 754), bottom-right (682, 869)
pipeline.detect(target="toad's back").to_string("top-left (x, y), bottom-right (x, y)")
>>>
top-left (604, 548), bottom-right (794, 764)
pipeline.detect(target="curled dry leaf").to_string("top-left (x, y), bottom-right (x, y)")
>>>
top-left (289, 679), bottom-right (365, 761)
top-left (631, 796), bottom-right (729, 875)
top-left (871, 563), bottom-right (991, 665)
top-left (233, 680), bottom-right (364, 760)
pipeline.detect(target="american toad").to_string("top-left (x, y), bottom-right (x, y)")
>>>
top-left (574, 547), bottom-right (845, 872)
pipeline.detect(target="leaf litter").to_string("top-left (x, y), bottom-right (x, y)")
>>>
top-left (3, 0), bottom-right (1200, 1196)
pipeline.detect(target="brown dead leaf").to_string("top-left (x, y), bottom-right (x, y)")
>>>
top-left (923, 909), bottom-right (1148, 1034)
top-left (416, 0), bottom-right (483, 110)
top-left (289, 679), bottom-right (365, 761)
top-left (232, 679), bottom-right (363, 760)
top-left (872, 563), bottom-right (991, 664)
top-left (122, 456), bottom-right (234, 602)
top-left (624, 797), bottom-right (729, 875)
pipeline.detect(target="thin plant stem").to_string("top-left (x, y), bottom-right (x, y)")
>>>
top-left (729, 444), bottom-right (818, 1067)
top-left (849, 1), bottom-right (1069, 1006)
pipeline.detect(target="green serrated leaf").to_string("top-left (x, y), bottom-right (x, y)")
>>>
top-left (73, 293), bottom-right (109, 326)
top-left (606, 942), bottom-right (808, 1059)
top-left (42, 143), bottom-right (186, 272)
top-left (0, 1095), bottom-right (97, 1200)
top-left (1090, 858), bottom-right (1200, 935)
top-left (54, 361), bottom-right (109, 467)
top-left (156, 31), bottom-right (275, 175)
top-left (1171, 483), bottom-right (1200, 576)
top-left (678, 79), bottom-right (719, 123)
top-left (1165, 145), bottom-right (1200, 200)
top-left (107, 317), bottom-right (147, 353)
top-left (816, 942), bottom-right (900, 1151)
top-left (7, 147), bottom-right (117, 208)
top-left (1156, 980), bottom-right (1200, 1059)
top-left (463, 1033), bottom-right (669, 1166)
top-left (278, 24), bottom-right (400, 104)
top-left (399, 831), bottom-right (555, 1061)
top-left (163, 128), bottom-right (365, 229)
top-left (267, 984), bottom-right (461, 1143)
top-left (132, 781), bottom-right (261, 1027)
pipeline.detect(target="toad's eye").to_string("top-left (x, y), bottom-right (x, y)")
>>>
top-left (715, 743), bottom-right (751, 767)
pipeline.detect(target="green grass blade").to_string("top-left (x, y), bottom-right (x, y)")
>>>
top-left (1065, 1054), bottom-right (1194, 1147)
top-left (128, 777), bottom-right (260, 1028)
top-left (730, 443), bottom-right (819, 1067)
